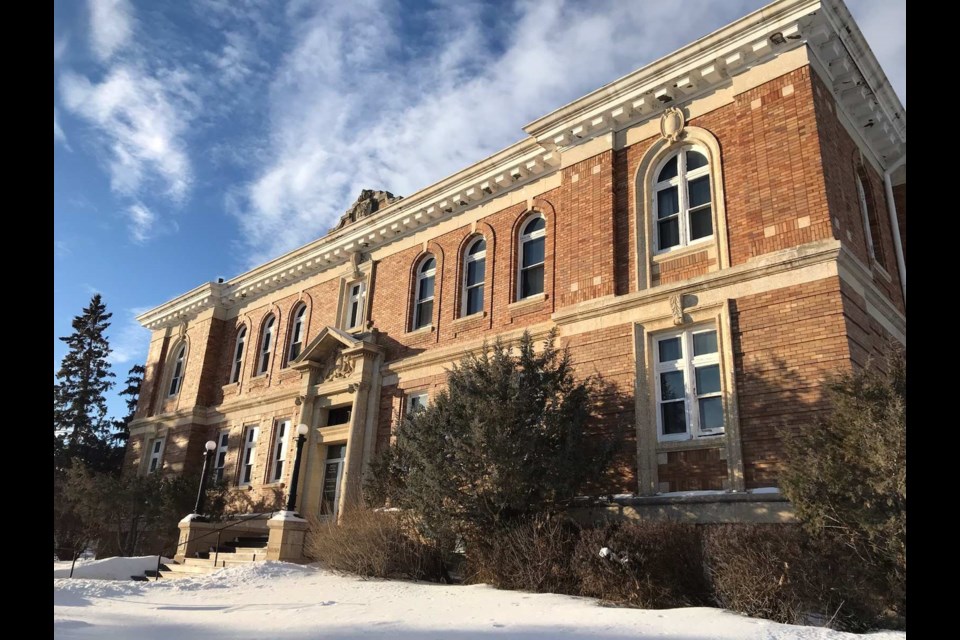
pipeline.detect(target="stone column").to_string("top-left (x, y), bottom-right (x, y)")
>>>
top-left (174, 515), bottom-right (218, 563)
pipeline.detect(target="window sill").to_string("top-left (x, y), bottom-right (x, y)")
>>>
top-left (652, 238), bottom-right (713, 263)
top-left (871, 261), bottom-right (893, 283)
top-left (262, 481), bottom-right (286, 489)
top-left (405, 324), bottom-right (434, 337)
top-left (656, 433), bottom-right (726, 451)
top-left (508, 293), bottom-right (547, 312)
top-left (452, 310), bottom-right (487, 326)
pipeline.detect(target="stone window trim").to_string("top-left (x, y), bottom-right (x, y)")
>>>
top-left (516, 212), bottom-right (547, 302)
top-left (404, 390), bottom-right (429, 416)
top-left (283, 303), bottom-right (309, 367)
top-left (635, 126), bottom-right (730, 291)
top-left (633, 300), bottom-right (744, 496)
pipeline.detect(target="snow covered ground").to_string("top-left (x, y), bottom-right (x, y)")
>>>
top-left (53, 561), bottom-right (905, 640)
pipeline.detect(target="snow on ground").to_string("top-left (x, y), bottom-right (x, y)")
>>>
top-left (53, 561), bottom-right (905, 640)
top-left (53, 556), bottom-right (173, 580)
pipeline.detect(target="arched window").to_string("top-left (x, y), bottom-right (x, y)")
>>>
top-left (855, 170), bottom-right (887, 269)
top-left (167, 343), bottom-right (186, 397)
top-left (462, 237), bottom-right (486, 317)
top-left (413, 255), bottom-right (436, 330)
top-left (517, 214), bottom-right (545, 299)
top-left (230, 326), bottom-right (247, 383)
top-left (654, 146), bottom-right (712, 251)
top-left (287, 304), bottom-right (307, 363)
top-left (257, 314), bottom-right (275, 375)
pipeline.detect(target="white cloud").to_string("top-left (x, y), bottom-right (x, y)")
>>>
top-left (55, 239), bottom-right (71, 260)
top-left (54, 109), bottom-right (70, 149)
top-left (127, 201), bottom-right (157, 243)
top-left (60, 64), bottom-right (195, 202)
top-left (88, 0), bottom-right (134, 62)
top-left (54, 35), bottom-right (69, 62)
top-left (109, 306), bottom-right (152, 366)
top-left (232, 0), bottom-right (773, 265)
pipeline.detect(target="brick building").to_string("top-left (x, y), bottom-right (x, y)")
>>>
top-left (126, 0), bottom-right (905, 524)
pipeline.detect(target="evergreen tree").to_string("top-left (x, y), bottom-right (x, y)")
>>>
top-left (367, 329), bottom-right (621, 551)
top-left (112, 364), bottom-right (145, 446)
top-left (54, 294), bottom-right (116, 470)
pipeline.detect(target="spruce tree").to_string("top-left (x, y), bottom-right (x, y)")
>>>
top-left (54, 294), bottom-right (116, 470)
top-left (367, 329), bottom-right (621, 550)
top-left (112, 364), bottom-right (145, 446)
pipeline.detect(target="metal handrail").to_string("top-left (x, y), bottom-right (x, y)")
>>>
top-left (153, 511), bottom-right (277, 581)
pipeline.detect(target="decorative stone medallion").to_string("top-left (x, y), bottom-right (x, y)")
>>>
top-left (659, 107), bottom-right (686, 143)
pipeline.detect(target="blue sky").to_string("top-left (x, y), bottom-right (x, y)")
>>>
top-left (54, 0), bottom-right (906, 420)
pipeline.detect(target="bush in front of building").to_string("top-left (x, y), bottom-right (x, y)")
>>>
top-left (573, 520), bottom-right (710, 609)
top-left (465, 513), bottom-right (581, 595)
top-left (304, 507), bottom-right (444, 582)
top-left (366, 329), bottom-right (623, 558)
top-left (779, 345), bottom-right (906, 629)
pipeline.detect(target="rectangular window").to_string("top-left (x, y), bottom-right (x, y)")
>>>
top-left (147, 437), bottom-right (165, 474)
top-left (406, 391), bottom-right (428, 415)
top-left (269, 420), bottom-right (290, 483)
top-left (327, 405), bottom-right (352, 427)
top-left (213, 430), bottom-right (230, 483)
top-left (239, 425), bottom-right (259, 486)
top-left (345, 282), bottom-right (366, 330)
top-left (654, 326), bottom-right (723, 441)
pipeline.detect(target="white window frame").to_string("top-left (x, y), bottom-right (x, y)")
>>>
top-left (344, 281), bottom-right (366, 331)
top-left (406, 391), bottom-right (429, 416)
top-left (653, 146), bottom-right (713, 254)
top-left (230, 327), bottom-right (246, 384)
top-left (147, 437), bottom-right (165, 474)
top-left (213, 429), bottom-right (230, 483)
top-left (239, 425), bottom-right (259, 487)
top-left (461, 237), bottom-right (486, 317)
top-left (413, 255), bottom-right (436, 330)
top-left (287, 305), bottom-right (307, 363)
top-left (855, 172), bottom-right (886, 268)
top-left (167, 344), bottom-right (186, 397)
top-left (653, 325), bottom-right (724, 442)
top-left (517, 214), bottom-right (546, 300)
top-left (269, 419), bottom-right (290, 483)
top-left (257, 316), bottom-right (275, 375)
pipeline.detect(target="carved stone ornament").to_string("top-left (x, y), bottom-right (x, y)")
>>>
top-left (331, 189), bottom-right (403, 233)
top-left (670, 294), bottom-right (685, 325)
top-left (659, 107), bottom-right (686, 143)
top-left (323, 349), bottom-right (356, 382)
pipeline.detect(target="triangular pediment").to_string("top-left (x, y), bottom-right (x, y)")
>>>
top-left (292, 326), bottom-right (363, 368)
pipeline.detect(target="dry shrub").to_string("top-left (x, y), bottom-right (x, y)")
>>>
top-left (466, 514), bottom-right (580, 594)
top-left (572, 520), bottom-right (709, 608)
top-left (304, 507), bottom-right (443, 581)
top-left (703, 524), bottom-right (821, 625)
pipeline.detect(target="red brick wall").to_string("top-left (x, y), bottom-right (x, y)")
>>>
top-left (730, 276), bottom-right (851, 489)
top-left (658, 448), bottom-right (727, 492)
top-left (811, 71), bottom-right (904, 313)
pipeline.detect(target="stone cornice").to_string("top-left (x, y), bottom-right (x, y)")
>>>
top-left (137, 0), bottom-right (904, 332)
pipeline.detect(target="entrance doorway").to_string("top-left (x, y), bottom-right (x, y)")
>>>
top-left (319, 443), bottom-right (347, 519)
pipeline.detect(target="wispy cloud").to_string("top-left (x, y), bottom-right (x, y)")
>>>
top-left (53, 109), bottom-right (71, 149)
top-left (127, 201), bottom-right (157, 243)
top-left (231, 0), bottom-right (766, 266)
top-left (109, 305), bottom-right (152, 366)
top-left (88, 0), bottom-right (134, 63)
top-left (55, 239), bottom-right (71, 260)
